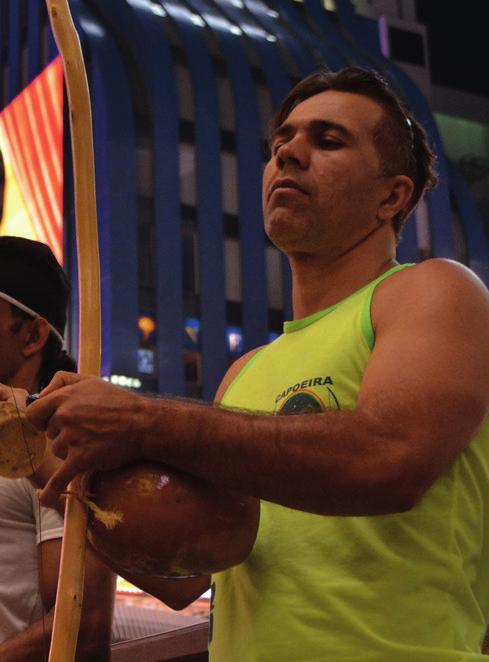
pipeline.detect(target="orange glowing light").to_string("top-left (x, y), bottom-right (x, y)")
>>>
top-left (138, 315), bottom-right (156, 342)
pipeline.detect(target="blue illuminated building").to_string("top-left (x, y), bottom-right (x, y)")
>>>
top-left (1, 0), bottom-right (487, 401)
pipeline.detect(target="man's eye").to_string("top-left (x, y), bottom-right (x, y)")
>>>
top-left (319, 138), bottom-right (342, 149)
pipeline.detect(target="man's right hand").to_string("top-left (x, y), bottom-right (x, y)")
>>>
top-left (26, 372), bottom-right (147, 506)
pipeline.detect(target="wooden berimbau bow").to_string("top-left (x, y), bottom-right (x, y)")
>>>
top-left (40, 7), bottom-right (261, 659)
top-left (44, 1), bottom-right (101, 660)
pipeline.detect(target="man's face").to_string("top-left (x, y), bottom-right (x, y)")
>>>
top-left (0, 299), bottom-right (24, 384)
top-left (262, 90), bottom-right (394, 258)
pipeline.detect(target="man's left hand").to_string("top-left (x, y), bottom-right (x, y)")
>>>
top-left (0, 383), bottom-right (29, 409)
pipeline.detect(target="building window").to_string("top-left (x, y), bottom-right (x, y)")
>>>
top-left (183, 224), bottom-right (199, 295)
top-left (224, 237), bottom-right (242, 302)
top-left (179, 142), bottom-right (197, 205)
top-left (217, 75), bottom-right (235, 132)
top-left (221, 151), bottom-right (239, 215)
top-left (175, 63), bottom-right (194, 121)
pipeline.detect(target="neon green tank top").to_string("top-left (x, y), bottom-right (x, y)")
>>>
top-left (209, 264), bottom-right (489, 661)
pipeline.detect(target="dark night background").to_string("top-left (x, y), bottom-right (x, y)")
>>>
top-left (416, 0), bottom-right (489, 98)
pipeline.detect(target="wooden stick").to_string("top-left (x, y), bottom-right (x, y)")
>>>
top-left (45, 1), bottom-right (101, 660)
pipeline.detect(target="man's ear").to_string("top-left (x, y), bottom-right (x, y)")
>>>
top-left (22, 317), bottom-right (51, 358)
top-left (377, 175), bottom-right (414, 223)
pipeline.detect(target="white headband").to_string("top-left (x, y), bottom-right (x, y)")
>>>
top-left (0, 291), bottom-right (64, 345)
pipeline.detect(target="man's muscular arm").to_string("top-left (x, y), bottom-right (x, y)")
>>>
top-left (28, 260), bottom-right (489, 516)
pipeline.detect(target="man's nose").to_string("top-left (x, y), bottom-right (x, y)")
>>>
top-left (276, 136), bottom-right (309, 169)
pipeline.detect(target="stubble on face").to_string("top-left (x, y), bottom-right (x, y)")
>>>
top-left (264, 191), bottom-right (313, 254)
top-left (262, 91), bottom-right (387, 260)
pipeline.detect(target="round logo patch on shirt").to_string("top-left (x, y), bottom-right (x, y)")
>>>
top-left (277, 389), bottom-right (325, 414)
top-left (276, 386), bottom-right (340, 415)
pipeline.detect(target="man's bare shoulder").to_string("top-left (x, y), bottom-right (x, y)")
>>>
top-left (374, 258), bottom-right (489, 320)
top-left (214, 347), bottom-right (265, 404)
top-left (410, 257), bottom-right (486, 282)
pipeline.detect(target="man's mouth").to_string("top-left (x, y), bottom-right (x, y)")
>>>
top-left (269, 178), bottom-right (307, 199)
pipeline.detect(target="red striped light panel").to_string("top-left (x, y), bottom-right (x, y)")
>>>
top-left (0, 57), bottom-right (64, 263)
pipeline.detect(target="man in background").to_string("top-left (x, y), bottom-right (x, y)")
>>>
top-left (0, 236), bottom-right (115, 661)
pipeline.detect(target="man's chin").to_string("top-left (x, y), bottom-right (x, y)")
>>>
top-left (265, 220), bottom-right (305, 251)
top-left (267, 232), bottom-right (310, 256)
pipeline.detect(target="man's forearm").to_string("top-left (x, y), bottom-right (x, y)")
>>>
top-left (0, 611), bottom-right (54, 662)
top-left (31, 373), bottom-right (473, 513)
top-left (0, 609), bottom-right (111, 662)
top-left (138, 397), bottom-right (417, 516)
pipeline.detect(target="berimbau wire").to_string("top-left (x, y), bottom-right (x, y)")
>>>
top-left (8, 381), bottom-right (49, 662)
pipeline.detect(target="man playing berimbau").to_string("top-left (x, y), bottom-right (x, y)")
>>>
top-left (28, 68), bottom-right (489, 660)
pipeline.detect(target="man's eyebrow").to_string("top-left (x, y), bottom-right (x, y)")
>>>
top-left (270, 119), bottom-right (353, 144)
top-left (309, 119), bottom-right (353, 138)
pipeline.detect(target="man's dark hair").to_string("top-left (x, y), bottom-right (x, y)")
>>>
top-left (0, 236), bottom-right (70, 338)
top-left (0, 235), bottom-right (75, 390)
top-left (9, 306), bottom-right (77, 390)
top-left (267, 66), bottom-right (438, 238)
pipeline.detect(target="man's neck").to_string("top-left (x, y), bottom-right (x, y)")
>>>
top-left (289, 234), bottom-right (397, 319)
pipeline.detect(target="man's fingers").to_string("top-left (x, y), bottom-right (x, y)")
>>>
top-left (25, 388), bottom-right (67, 431)
top-left (25, 393), bottom-right (58, 431)
top-left (39, 455), bottom-right (82, 507)
top-left (0, 384), bottom-right (28, 406)
top-left (28, 373), bottom-right (95, 430)
top-left (39, 371), bottom-right (87, 397)
top-left (0, 384), bottom-right (12, 401)
top-left (51, 434), bottom-right (68, 459)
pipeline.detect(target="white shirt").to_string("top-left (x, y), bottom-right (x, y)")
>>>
top-left (0, 476), bottom-right (63, 643)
